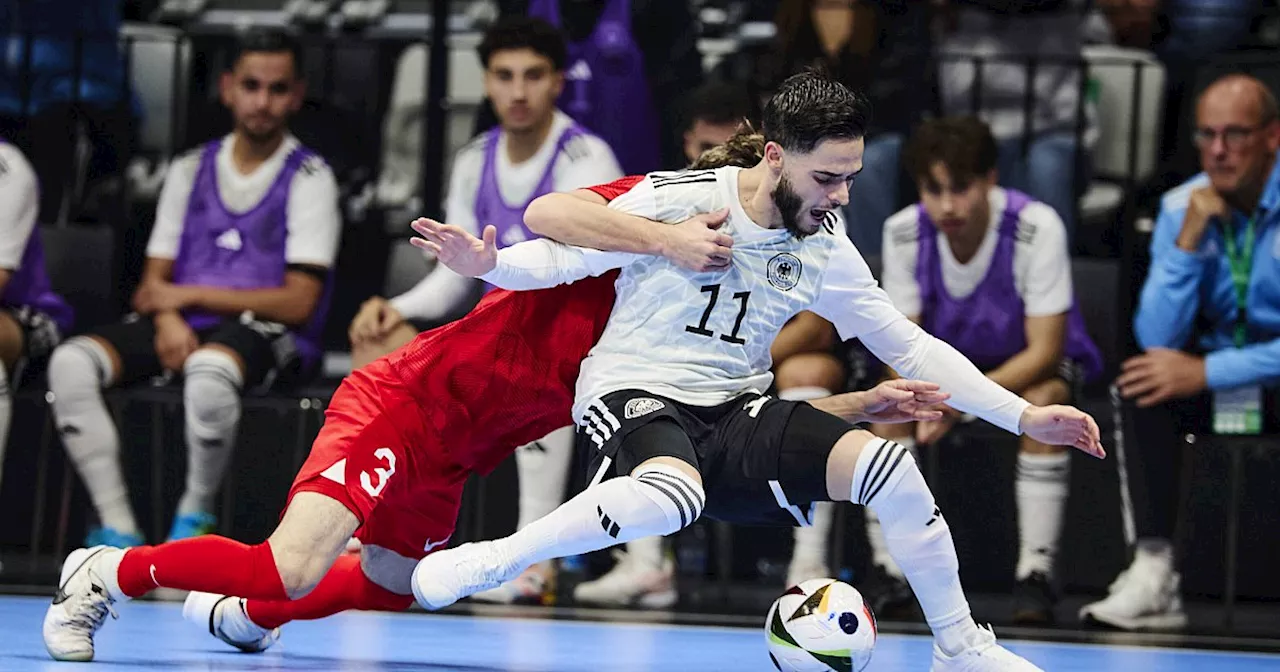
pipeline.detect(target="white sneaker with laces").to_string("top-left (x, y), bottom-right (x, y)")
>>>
top-left (572, 550), bottom-right (677, 609)
top-left (412, 540), bottom-right (517, 610)
top-left (42, 546), bottom-right (122, 662)
top-left (930, 625), bottom-right (1043, 671)
top-left (471, 563), bottom-right (555, 605)
top-left (1078, 556), bottom-right (1188, 631)
top-left (183, 591), bottom-right (280, 652)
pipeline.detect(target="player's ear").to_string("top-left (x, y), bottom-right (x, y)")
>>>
top-left (764, 141), bottom-right (785, 173)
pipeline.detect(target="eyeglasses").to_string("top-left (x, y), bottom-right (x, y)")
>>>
top-left (1193, 124), bottom-right (1266, 151)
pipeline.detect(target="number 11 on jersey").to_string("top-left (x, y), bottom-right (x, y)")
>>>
top-left (685, 283), bottom-right (751, 345)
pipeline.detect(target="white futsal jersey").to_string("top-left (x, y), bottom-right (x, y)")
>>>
top-left (480, 166), bottom-right (1031, 434)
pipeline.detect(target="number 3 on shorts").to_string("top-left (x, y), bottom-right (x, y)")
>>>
top-left (360, 447), bottom-right (397, 498)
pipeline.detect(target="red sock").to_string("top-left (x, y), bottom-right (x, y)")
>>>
top-left (117, 536), bottom-right (288, 601)
top-left (244, 554), bottom-right (414, 629)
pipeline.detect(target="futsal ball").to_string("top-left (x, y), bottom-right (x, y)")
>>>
top-left (764, 578), bottom-right (878, 672)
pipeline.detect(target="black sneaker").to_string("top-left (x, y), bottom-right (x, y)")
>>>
top-left (1012, 571), bottom-right (1058, 625)
top-left (861, 564), bottom-right (918, 621)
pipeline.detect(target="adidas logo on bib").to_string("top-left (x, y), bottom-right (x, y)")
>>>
top-left (625, 397), bottom-right (665, 419)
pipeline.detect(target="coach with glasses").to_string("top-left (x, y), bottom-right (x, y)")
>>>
top-left (1080, 74), bottom-right (1280, 632)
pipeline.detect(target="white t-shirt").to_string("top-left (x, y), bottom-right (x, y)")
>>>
top-left (0, 142), bottom-right (39, 273)
top-left (880, 187), bottom-right (1073, 319)
top-left (389, 110), bottom-right (623, 321)
top-left (147, 133), bottom-right (342, 269)
top-left (480, 167), bottom-right (1031, 435)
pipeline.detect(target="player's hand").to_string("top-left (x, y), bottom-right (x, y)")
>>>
top-left (410, 217), bottom-right (498, 277)
top-left (154, 311), bottom-right (198, 372)
top-left (349, 296), bottom-right (405, 345)
top-left (916, 406), bottom-right (961, 446)
top-left (1116, 348), bottom-right (1207, 408)
top-left (1019, 405), bottom-right (1105, 459)
top-left (1176, 187), bottom-right (1228, 252)
top-left (134, 281), bottom-right (193, 314)
top-left (855, 379), bottom-right (951, 424)
top-left (659, 208), bottom-right (733, 272)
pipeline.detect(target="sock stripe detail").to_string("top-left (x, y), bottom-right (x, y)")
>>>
top-left (858, 440), bottom-right (894, 505)
top-left (638, 471), bottom-right (704, 523)
top-left (864, 444), bottom-right (908, 506)
top-left (635, 475), bottom-right (691, 528)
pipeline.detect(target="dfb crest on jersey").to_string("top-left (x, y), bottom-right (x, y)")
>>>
top-left (767, 252), bottom-right (803, 291)
top-left (625, 397), bottom-right (666, 419)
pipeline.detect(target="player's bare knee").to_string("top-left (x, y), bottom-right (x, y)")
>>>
top-left (269, 492), bottom-right (360, 598)
top-left (775, 353), bottom-right (844, 392)
top-left (1022, 377), bottom-right (1070, 407)
top-left (824, 429), bottom-right (878, 502)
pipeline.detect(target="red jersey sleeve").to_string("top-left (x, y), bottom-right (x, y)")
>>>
top-left (584, 175), bottom-right (644, 202)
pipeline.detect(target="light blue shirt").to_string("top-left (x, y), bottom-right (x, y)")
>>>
top-left (1135, 156), bottom-right (1280, 389)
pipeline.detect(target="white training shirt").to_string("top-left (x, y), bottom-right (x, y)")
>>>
top-left (147, 133), bottom-right (342, 269)
top-left (880, 187), bottom-right (1074, 319)
top-left (389, 110), bottom-right (624, 321)
top-left (0, 142), bottom-right (39, 273)
top-left (480, 167), bottom-right (1032, 434)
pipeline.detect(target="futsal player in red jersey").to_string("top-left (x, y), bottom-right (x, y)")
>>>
top-left (43, 164), bottom-right (949, 662)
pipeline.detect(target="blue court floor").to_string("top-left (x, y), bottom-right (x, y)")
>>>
top-left (3, 595), bottom-right (1280, 671)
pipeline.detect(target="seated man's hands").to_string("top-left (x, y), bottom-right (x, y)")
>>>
top-left (1117, 347), bottom-right (1207, 408)
top-left (349, 296), bottom-right (406, 345)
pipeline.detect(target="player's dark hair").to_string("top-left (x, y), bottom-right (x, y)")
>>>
top-left (477, 16), bottom-right (568, 71)
top-left (903, 116), bottom-right (999, 187)
top-left (228, 28), bottom-right (304, 77)
top-left (683, 81), bottom-right (760, 133)
top-left (761, 70), bottom-right (871, 154)
top-left (689, 126), bottom-right (765, 169)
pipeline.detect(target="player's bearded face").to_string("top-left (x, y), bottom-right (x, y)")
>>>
top-left (773, 173), bottom-right (811, 238)
top-left (221, 52), bottom-right (302, 144)
top-left (772, 138), bottom-right (864, 238)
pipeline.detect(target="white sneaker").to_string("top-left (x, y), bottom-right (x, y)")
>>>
top-left (183, 591), bottom-right (280, 653)
top-left (573, 550), bottom-right (677, 609)
top-left (471, 563), bottom-right (556, 605)
top-left (784, 558), bottom-right (831, 588)
top-left (931, 626), bottom-right (1043, 671)
top-left (43, 546), bottom-right (121, 662)
top-left (1078, 556), bottom-right (1189, 631)
top-left (412, 540), bottom-right (517, 610)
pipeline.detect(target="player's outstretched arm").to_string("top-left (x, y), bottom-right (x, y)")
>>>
top-left (810, 379), bottom-right (951, 425)
top-left (411, 217), bottom-right (635, 290)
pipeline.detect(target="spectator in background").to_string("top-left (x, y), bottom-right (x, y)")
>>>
top-left (724, 0), bottom-right (932, 254)
top-left (45, 30), bottom-right (341, 548)
top-left (1081, 74), bottom-right (1280, 632)
top-left (935, 0), bottom-right (1096, 245)
top-left (876, 117), bottom-right (1103, 623)
top-left (0, 0), bottom-right (136, 223)
top-left (677, 81), bottom-right (760, 170)
top-left (478, 0), bottom-right (704, 174)
top-left (352, 17), bottom-right (622, 606)
top-left (0, 138), bottom-right (73, 490)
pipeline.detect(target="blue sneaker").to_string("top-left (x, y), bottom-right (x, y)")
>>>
top-left (167, 512), bottom-right (217, 541)
top-left (83, 527), bottom-right (143, 548)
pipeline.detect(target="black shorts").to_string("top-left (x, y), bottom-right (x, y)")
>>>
top-left (578, 389), bottom-right (856, 527)
top-left (4, 306), bottom-right (64, 385)
top-left (86, 313), bottom-right (307, 389)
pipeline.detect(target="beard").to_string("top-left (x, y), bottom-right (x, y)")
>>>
top-left (773, 173), bottom-right (813, 239)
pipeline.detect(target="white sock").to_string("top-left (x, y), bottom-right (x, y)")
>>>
top-left (178, 349), bottom-right (244, 516)
top-left (864, 437), bottom-right (915, 578)
top-left (791, 501), bottom-right (833, 569)
top-left (625, 535), bottom-right (665, 571)
top-left (515, 426), bottom-right (575, 530)
top-left (48, 338), bottom-right (138, 535)
top-left (499, 464), bottom-right (704, 573)
top-left (851, 437), bottom-right (981, 656)
top-left (1015, 451), bottom-right (1071, 580)
top-left (778, 386), bottom-right (832, 403)
top-left (0, 365), bottom-right (10, 488)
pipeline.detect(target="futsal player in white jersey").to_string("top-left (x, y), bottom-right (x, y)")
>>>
top-left (346, 17), bottom-right (622, 605)
top-left (413, 72), bottom-right (1104, 671)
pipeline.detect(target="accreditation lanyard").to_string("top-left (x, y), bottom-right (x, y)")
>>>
top-left (1221, 214), bottom-right (1257, 347)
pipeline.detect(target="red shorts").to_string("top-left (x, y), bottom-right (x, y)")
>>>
top-left (287, 357), bottom-right (467, 561)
